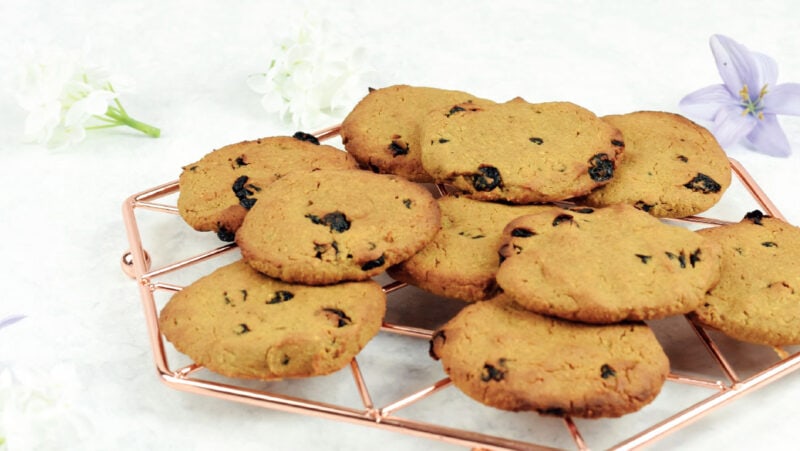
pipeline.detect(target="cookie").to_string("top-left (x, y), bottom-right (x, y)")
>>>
top-left (158, 260), bottom-right (386, 380)
top-left (429, 296), bottom-right (670, 418)
top-left (177, 134), bottom-right (359, 241)
top-left (496, 204), bottom-right (722, 323)
top-left (236, 169), bottom-right (441, 285)
top-left (388, 195), bottom-right (557, 302)
top-left (340, 85), bottom-right (494, 182)
top-left (419, 99), bottom-right (624, 203)
top-left (693, 211), bottom-right (800, 346)
top-left (581, 111), bottom-right (731, 218)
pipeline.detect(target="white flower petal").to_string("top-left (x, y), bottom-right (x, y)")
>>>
top-left (246, 73), bottom-right (270, 93)
top-left (260, 90), bottom-right (287, 113)
top-left (65, 90), bottom-right (115, 127)
top-left (47, 124), bottom-right (87, 149)
top-left (23, 101), bottom-right (62, 143)
top-left (0, 364), bottom-right (93, 449)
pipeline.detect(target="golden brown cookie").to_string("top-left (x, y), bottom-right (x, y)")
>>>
top-left (496, 204), bottom-right (722, 323)
top-left (177, 134), bottom-right (359, 240)
top-left (582, 111), bottom-right (731, 218)
top-left (429, 296), bottom-right (670, 418)
top-left (236, 169), bottom-right (441, 285)
top-left (420, 99), bottom-right (624, 203)
top-left (388, 195), bottom-right (557, 302)
top-left (159, 260), bottom-right (386, 380)
top-left (693, 211), bottom-right (800, 346)
top-left (340, 85), bottom-right (494, 182)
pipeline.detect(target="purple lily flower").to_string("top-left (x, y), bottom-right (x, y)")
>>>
top-left (0, 314), bottom-right (26, 331)
top-left (680, 34), bottom-right (800, 157)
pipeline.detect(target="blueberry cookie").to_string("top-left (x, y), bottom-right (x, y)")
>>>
top-left (420, 99), bottom-right (625, 203)
top-left (159, 260), bottom-right (386, 380)
top-left (236, 169), bottom-right (441, 285)
top-left (496, 204), bottom-right (722, 323)
top-left (429, 295), bottom-right (670, 418)
top-left (693, 211), bottom-right (800, 346)
top-left (582, 111), bottom-right (731, 218)
top-left (340, 85), bottom-right (494, 182)
top-left (388, 195), bottom-right (557, 302)
top-left (177, 134), bottom-right (359, 241)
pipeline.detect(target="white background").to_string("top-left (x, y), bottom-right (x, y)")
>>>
top-left (1, 1), bottom-right (799, 450)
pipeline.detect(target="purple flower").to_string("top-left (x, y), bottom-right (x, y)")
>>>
top-left (0, 314), bottom-right (25, 331)
top-left (680, 34), bottom-right (800, 157)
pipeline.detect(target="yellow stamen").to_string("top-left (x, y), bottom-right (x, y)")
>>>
top-left (739, 83), bottom-right (769, 120)
top-left (739, 85), bottom-right (750, 102)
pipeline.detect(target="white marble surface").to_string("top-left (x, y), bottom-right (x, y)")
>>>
top-left (1, 1), bottom-right (800, 450)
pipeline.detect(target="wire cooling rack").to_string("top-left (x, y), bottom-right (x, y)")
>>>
top-left (121, 125), bottom-right (800, 450)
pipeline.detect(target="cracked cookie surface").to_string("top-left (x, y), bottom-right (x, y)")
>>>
top-left (582, 111), bottom-right (731, 218)
top-left (388, 195), bottom-right (557, 302)
top-left (496, 204), bottom-right (722, 323)
top-left (236, 169), bottom-right (441, 285)
top-left (341, 84), bottom-right (494, 182)
top-left (429, 296), bottom-right (670, 418)
top-left (158, 260), bottom-right (386, 380)
top-left (420, 98), bottom-right (624, 203)
top-left (693, 211), bottom-right (800, 346)
top-left (177, 135), bottom-right (358, 240)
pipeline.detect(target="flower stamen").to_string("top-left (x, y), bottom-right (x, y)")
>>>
top-left (739, 83), bottom-right (768, 119)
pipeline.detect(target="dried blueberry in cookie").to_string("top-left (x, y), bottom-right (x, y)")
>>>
top-left (292, 131), bottom-right (320, 145)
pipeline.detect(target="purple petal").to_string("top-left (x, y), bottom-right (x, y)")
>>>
top-left (763, 83), bottom-right (800, 116)
top-left (712, 105), bottom-right (757, 147)
top-left (745, 115), bottom-right (792, 157)
top-left (752, 51), bottom-right (779, 87)
top-left (679, 84), bottom-right (737, 120)
top-left (710, 35), bottom-right (762, 98)
top-left (0, 314), bottom-right (26, 330)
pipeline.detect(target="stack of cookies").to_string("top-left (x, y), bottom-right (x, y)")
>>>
top-left (163, 84), bottom-right (800, 420)
top-left (163, 133), bottom-right (442, 381)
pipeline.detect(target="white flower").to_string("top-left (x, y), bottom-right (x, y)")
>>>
top-left (248, 14), bottom-right (375, 130)
top-left (14, 45), bottom-right (159, 149)
top-left (0, 363), bottom-right (93, 450)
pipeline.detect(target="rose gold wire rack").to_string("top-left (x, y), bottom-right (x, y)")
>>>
top-left (121, 125), bottom-right (800, 451)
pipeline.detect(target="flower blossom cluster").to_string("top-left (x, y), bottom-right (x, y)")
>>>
top-left (14, 45), bottom-right (159, 149)
top-left (0, 315), bottom-right (92, 449)
top-left (247, 15), bottom-right (375, 130)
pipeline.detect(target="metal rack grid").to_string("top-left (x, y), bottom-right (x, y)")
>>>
top-left (120, 126), bottom-right (800, 450)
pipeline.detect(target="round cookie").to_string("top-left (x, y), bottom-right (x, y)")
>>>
top-left (159, 260), bottom-right (386, 380)
top-left (388, 195), bottom-right (557, 302)
top-left (236, 169), bottom-right (441, 285)
top-left (693, 210), bottom-right (800, 346)
top-left (495, 204), bottom-right (722, 323)
top-left (582, 111), bottom-right (731, 218)
top-left (177, 134), bottom-right (359, 241)
top-left (429, 296), bottom-right (670, 418)
top-left (340, 85), bottom-right (494, 182)
top-left (420, 99), bottom-right (625, 203)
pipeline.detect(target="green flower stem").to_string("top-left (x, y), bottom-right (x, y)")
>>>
top-left (103, 105), bottom-right (161, 138)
